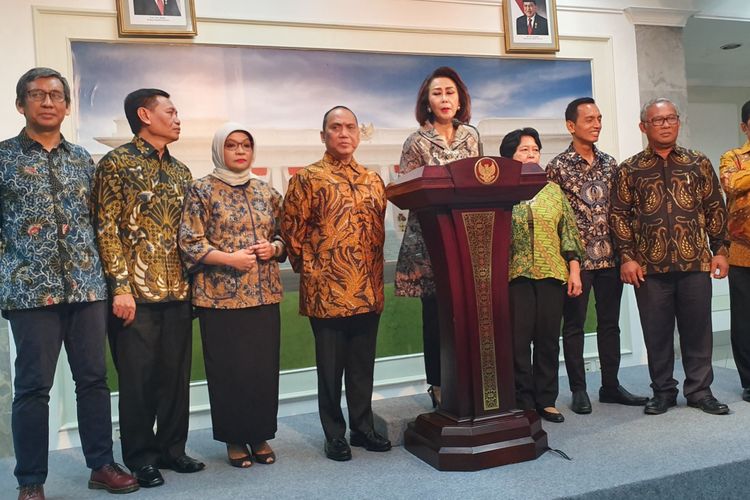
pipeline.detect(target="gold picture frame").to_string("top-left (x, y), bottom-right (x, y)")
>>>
top-left (116, 0), bottom-right (197, 37)
top-left (503, 0), bottom-right (559, 53)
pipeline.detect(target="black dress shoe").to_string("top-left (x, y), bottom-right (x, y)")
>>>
top-left (570, 390), bottom-right (592, 414)
top-left (687, 395), bottom-right (729, 415)
top-left (743, 388), bottom-right (750, 402)
top-left (159, 455), bottom-right (205, 473)
top-left (134, 465), bottom-right (164, 488)
top-left (350, 430), bottom-right (392, 452)
top-left (325, 437), bottom-right (352, 461)
top-left (644, 395), bottom-right (677, 415)
top-left (536, 407), bottom-right (565, 423)
top-left (599, 385), bottom-right (649, 406)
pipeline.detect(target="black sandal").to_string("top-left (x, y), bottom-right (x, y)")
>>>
top-left (250, 442), bottom-right (276, 464)
top-left (227, 444), bottom-right (252, 468)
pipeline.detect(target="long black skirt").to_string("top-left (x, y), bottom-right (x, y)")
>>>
top-left (197, 304), bottom-right (280, 444)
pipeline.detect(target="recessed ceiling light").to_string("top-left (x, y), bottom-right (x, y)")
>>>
top-left (720, 43), bottom-right (742, 50)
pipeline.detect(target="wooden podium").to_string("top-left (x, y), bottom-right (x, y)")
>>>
top-left (387, 156), bottom-right (548, 471)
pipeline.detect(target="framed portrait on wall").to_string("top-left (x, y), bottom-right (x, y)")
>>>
top-left (116, 0), bottom-right (197, 37)
top-left (503, 0), bottom-right (559, 53)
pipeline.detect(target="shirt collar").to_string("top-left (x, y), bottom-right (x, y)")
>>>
top-left (419, 122), bottom-right (473, 150)
top-left (738, 140), bottom-right (750, 154)
top-left (132, 135), bottom-right (171, 160)
top-left (323, 151), bottom-right (363, 172)
top-left (563, 142), bottom-right (602, 164)
top-left (18, 128), bottom-right (71, 153)
top-left (643, 143), bottom-right (685, 159)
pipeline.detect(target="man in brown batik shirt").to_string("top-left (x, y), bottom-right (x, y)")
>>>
top-left (281, 106), bottom-right (390, 461)
top-left (610, 97), bottom-right (730, 416)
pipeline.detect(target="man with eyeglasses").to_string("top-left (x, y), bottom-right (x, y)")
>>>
top-left (610, 97), bottom-right (730, 416)
top-left (0, 68), bottom-right (139, 500)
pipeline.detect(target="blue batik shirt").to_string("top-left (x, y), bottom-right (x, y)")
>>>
top-left (0, 129), bottom-right (107, 311)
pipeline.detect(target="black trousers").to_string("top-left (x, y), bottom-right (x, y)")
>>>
top-left (509, 278), bottom-right (565, 409)
top-left (633, 272), bottom-right (714, 401)
top-left (421, 295), bottom-right (441, 387)
top-left (108, 301), bottom-right (192, 470)
top-left (561, 267), bottom-right (623, 391)
top-left (197, 304), bottom-right (280, 445)
top-left (309, 312), bottom-right (380, 440)
top-left (8, 301), bottom-right (113, 486)
top-left (729, 265), bottom-right (750, 388)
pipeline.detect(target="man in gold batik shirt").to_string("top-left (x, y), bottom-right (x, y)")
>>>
top-left (93, 88), bottom-right (204, 489)
top-left (719, 99), bottom-right (750, 402)
top-left (281, 106), bottom-right (391, 462)
top-left (610, 97), bottom-right (730, 417)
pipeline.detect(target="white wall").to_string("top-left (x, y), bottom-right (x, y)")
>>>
top-left (0, 0), bottom-right (660, 448)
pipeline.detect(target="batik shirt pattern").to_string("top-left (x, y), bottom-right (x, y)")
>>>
top-left (610, 145), bottom-right (728, 275)
top-left (94, 136), bottom-right (192, 302)
top-left (179, 176), bottom-right (284, 309)
top-left (0, 130), bottom-right (107, 310)
top-left (719, 140), bottom-right (750, 266)
top-left (281, 153), bottom-right (386, 319)
top-left (509, 182), bottom-right (585, 282)
top-left (546, 143), bottom-right (618, 270)
top-left (394, 124), bottom-right (479, 297)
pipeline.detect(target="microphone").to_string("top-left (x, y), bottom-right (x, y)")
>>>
top-left (453, 119), bottom-right (484, 157)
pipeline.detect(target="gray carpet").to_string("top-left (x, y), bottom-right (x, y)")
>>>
top-left (2, 365), bottom-right (750, 499)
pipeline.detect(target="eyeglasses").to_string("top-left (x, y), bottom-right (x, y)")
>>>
top-left (644, 115), bottom-right (679, 127)
top-left (26, 89), bottom-right (66, 103)
top-left (224, 141), bottom-right (253, 152)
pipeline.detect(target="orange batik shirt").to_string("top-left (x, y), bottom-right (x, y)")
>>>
top-left (281, 153), bottom-right (386, 318)
top-left (720, 140), bottom-right (750, 267)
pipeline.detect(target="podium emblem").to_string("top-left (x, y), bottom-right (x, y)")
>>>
top-left (474, 157), bottom-right (500, 185)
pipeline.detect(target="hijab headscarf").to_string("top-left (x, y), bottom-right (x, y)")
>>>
top-left (210, 122), bottom-right (256, 186)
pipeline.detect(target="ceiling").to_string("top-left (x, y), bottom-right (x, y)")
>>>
top-left (684, 17), bottom-right (750, 87)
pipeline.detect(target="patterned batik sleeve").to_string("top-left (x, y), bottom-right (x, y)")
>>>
top-left (609, 164), bottom-right (637, 263)
top-left (720, 149), bottom-right (750, 198)
top-left (399, 135), bottom-right (425, 176)
top-left (699, 156), bottom-right (729, 256)
top-left (269, 187), bottom-right (287, 262)
top-left (85, 154), bottom-right (98, 226)
top-left (93, 157), bottom-right (132, 296)
top-left (546, 156), bottom-right (562, 184)
top-left (559, 189), bottom-right (585, 262)
top-left (281, 172), bottom-right (310, 273)
top-left (178, 181), bottom-right (216, 271)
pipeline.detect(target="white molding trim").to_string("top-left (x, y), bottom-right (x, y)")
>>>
top-left (623, 7), bottom-right (698, 27)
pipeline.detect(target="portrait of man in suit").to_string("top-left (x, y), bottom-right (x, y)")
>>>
top-left (516, 0), bottom-right (549, 36)
top-left (133, 0), bottom-right (181, 16)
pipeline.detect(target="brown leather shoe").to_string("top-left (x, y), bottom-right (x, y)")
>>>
top-left (88, 463), bottom-right (139, 494)
top-left (17, 484), bottom-right (44, 500)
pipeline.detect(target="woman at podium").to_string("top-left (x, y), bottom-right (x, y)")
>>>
top-left (394, 66), bottom-right (480, 407)
top-left (500, 128), bottom-right (584, 423)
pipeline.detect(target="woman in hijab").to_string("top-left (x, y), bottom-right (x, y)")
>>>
top-left (179, 122), bottom-right (285, 468)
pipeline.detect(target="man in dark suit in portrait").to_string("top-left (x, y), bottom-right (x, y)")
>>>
top-left (133, 0), bottom-right (181, 16)
top-left (516, 0), bottom-right (549, 35)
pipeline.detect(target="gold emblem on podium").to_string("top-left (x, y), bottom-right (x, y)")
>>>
top-left (474, 157), bottom-right (500, 185)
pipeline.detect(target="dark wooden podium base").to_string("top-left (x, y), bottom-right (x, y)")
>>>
top-left (404, 410), bottom-right (548, 471)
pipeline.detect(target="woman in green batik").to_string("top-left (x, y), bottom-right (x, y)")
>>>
top-left (501, 127), bottom-right (584, 423)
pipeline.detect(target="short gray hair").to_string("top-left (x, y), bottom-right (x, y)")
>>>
top-left (16, 67), bottom-right (71, 106)
top-left (640, 97), bottom-right (680, 122)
